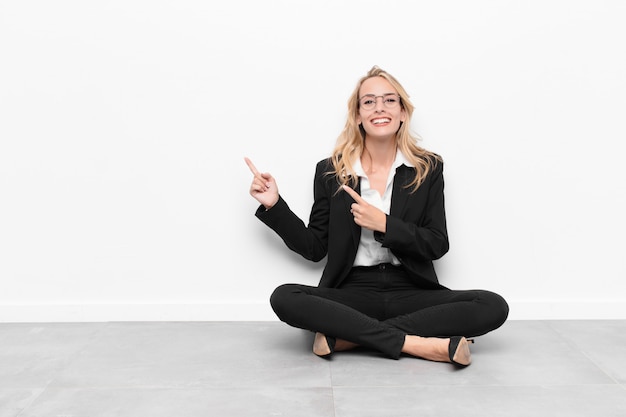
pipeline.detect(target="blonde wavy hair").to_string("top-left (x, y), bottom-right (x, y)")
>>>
top-left (329, 66), bottom-right (441, 193)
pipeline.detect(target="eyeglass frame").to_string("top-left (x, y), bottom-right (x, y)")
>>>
top-left (358, 93), bottom-right (402, 110)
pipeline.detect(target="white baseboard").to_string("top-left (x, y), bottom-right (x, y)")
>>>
top-left (0, 300), bottom-right (625, 323)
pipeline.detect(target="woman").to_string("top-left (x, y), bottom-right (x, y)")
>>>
top-left (245, 66), bottom-right (508, 366)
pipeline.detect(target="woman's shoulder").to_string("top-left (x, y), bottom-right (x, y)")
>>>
top-left (313, 157), bottom-right (343, 189)
top-left (314, 157), bottom-right (334, 173)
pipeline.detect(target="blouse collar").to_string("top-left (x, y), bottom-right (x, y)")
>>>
top-left (353, 148), bottom-right (414, 178)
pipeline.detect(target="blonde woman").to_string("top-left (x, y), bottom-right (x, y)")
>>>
top-left (245, 66), bottom-right (508, 366)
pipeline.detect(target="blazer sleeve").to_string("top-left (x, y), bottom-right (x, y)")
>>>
top-left (254, 160), bottom-right (331, 263)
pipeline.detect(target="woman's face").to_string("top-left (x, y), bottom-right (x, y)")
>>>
top-left (356, 76), bottom-right (406, 140)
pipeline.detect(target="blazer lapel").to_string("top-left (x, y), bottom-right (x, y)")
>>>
top-left (390, 165), bottom-right (411, 217)
top-left (342, 179), bottom-right (362, 250)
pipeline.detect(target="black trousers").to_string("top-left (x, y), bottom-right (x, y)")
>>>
top-left (270, 263), bottom-right (509, 359)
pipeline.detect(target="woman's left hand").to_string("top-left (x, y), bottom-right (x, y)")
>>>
top-left (342, 185), bottom-right (387, 233)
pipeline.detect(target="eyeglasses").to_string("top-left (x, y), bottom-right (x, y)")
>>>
top-left (358, 94), bottom-right (401, 110)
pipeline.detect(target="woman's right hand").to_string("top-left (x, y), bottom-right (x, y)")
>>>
top-left (244, 157), bottom-right (279, 210)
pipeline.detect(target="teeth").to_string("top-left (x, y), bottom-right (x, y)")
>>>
top-left (373, 118), bottom-right (391, 124)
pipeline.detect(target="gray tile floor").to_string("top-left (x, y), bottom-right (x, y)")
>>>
top-left (1, 320), bottom-right (626, 416)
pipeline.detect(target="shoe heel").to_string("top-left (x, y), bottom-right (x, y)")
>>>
top-left (448, 336), bottom-right (472, 367)
top-left (313, 332), bottom-right (334, 358)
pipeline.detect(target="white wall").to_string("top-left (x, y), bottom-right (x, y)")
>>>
top-left (1, 0), bottom-right (625, 322)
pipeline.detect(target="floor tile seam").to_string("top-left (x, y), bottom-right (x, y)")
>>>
top-left (578, 348), bottom-right (624, 386)
top-left (25, 385), bottom-right (337, 391)
top-left (329, 386), bottom-right (338, 417)
top-left (12, 387), bottom-right (46, 417)
top-left (327, 358), bottom-right (337, 389)
top-left (34, 383), bottom-right (625, 391)
top-left (329, 382), bottom-right (624, 389)
top-left (49, 323), bottom-right (110, 372)
top-left (32, 323), bottom-right (116, 397)
top-left (555, 327), bottom-right (625, 387)
top-left (12, 324), bottom-right (111, 416)
top-left (329, 365), bottom-right (339, 417)
top-left (14, 379), bottom-right (61, 416)
top-left (544, 320), bottom-right (623, 385)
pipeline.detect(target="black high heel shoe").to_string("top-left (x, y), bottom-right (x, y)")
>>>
top-left (448, 336), bottom-right (474, 367)
top-left (313, 332), bottom-right (335, 358)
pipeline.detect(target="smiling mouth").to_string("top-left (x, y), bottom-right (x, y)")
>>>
top-left (372, 118), bottom-right (391, 125)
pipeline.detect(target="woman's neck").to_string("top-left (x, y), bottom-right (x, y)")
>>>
top-left (362, 139), bottom-right (397, 175)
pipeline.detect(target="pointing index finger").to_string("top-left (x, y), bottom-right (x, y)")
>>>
top-left (244, 156), bottom-right (271, 188)
top-left (342, 185), bottom-right (366, 203)
top-left (244, 157), bottom-right (261, 176)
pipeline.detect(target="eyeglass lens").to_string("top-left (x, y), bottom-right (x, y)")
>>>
top-left (359, 94), bottom-right (400, 110)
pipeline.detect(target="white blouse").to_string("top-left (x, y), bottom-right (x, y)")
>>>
top-left (352, 149), bottom-right (413, 267)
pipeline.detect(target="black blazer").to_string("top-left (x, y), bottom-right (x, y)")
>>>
top-left (256, 156), bottom-right (449, 290)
